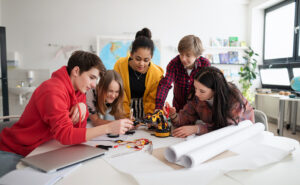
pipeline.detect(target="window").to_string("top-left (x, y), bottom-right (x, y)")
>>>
top-left (291, 63), bottom-right (300, 77)
top-left (263, 0), bottom-right (298, 64)
top-left (293, 68), bottom-right (300, 76)
top-left (262, 0), bottom-right (300, 90)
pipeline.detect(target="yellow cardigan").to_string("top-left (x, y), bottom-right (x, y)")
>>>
top-left (114, 56), bottom-right (164, 118)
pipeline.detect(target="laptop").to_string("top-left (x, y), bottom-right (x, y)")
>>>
top-left (21, 144), bottom-right (106, 173)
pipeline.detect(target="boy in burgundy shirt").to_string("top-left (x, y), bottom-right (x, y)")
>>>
top-left (155, 35), bottom-right (211, 112)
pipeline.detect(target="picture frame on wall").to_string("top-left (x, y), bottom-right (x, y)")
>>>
top-left (96, 35), bottom-right (161, 70)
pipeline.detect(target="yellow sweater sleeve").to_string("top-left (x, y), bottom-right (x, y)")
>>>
top-left (114, 57), bottom-right (131, 118)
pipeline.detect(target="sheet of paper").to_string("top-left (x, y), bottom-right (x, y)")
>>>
top-left (0, 164), bottom-right (80, 185)
top-left (103, 124), bottom-right (299, 185)
top-left (104, 151), bottom-right (173, 173)
top-left (119, 133), bottom-right (298, 185)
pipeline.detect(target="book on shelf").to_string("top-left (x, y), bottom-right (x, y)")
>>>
top-left (210, 37), bottom-right (223, 47)
top-left (229, 36), bottom-right (239, 47)
top-left (228, 51), bottom-right (239, 64)
top-left (223, 39), bottom-right (229, 47)
top-left (219, 53), bottom-right (229, 64)
top-left (240, 41), bottom-right (247, 47)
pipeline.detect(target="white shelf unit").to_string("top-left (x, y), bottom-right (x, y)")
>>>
top-left (204, 46), bottom-right (247, 50)
top-left (203, 46), bottom-right (247, 86)
top-left (203, 46), bottom-right (247, 65)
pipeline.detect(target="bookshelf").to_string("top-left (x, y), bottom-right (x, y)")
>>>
top-left (212, 63), bottom-right (243, 66)
top-left (205, 46), bottom-right (247, 50)
top-left (203, 37), bottom-right (247, 85)
top-left (203, 46), bottom-right (247, 85)
top-left (203, 46), bottom-right (247, 65)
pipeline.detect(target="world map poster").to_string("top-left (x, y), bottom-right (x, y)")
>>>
top-left (97, 36), bottom-right (161, 70)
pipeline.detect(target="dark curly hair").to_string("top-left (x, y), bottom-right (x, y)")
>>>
top-left (131, 28), bottom-right (154, 56)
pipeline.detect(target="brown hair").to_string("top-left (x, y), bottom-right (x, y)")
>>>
top-left (96, 70), bottom-right (125, 119)
top-left (190, 66), bottom-right (245, 129)
top-left (67, 50), bottom-right (106, 77)
top-left (177, 35), bottom-right (204, 57)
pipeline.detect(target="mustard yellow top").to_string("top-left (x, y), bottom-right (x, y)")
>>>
top-left (114, 56), bottom-right (164, 118)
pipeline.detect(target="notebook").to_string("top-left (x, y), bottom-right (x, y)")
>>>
top-left (21, 144), bottom-right (106, 173)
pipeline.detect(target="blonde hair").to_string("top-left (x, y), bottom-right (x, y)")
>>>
top-left (96, 70), bottom-right (125, 119)
top-left (177, 35), bottom-right (204, 57)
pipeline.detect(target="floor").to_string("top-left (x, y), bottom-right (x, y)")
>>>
top-left (268, 121), bottom-right (300, 142)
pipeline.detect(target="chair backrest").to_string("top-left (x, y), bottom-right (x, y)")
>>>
top-left (254, 109), bottom-right (268, 131)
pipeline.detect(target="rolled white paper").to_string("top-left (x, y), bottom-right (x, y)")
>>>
top-left (164, 120), bottom-right (253, 163)
top-left (181, 123), bottom-right (265, 168)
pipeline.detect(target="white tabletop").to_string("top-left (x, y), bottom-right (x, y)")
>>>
top-left (23, 127), bottom-right (300, 185)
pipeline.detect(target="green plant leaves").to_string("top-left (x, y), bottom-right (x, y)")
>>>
top-left (239, 46), bottom-right (259, 102)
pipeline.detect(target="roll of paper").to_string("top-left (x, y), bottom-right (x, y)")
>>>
top-left (164, 120), bottom-right (253, 163)
top-left (181, 123), bottom-right (265, 168)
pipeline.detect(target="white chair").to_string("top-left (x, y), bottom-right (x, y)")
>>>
top-left (0, 115), bottom-right (20, 132)
top-left (254, 109), bottom-right (269, 131)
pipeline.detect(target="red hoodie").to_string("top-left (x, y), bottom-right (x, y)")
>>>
top-left (0, 66), bottom-right (88, 156)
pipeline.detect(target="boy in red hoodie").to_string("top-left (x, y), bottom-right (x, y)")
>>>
top-left (0, 51), bottom-right (133, 177)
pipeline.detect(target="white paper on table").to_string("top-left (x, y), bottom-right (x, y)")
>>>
top-left (0, 164), bottom-right (80, 185)
top-left (104, 151), bottom-right (173, 173)
top-left (226, 142), bottom-right (300, 185)
top-left (180, 123), bottom-right (265, 168)
top-left (164, 120), bottom-right (252, 163)
top-left (118, 132), bottom-right (299, 185)
top-left (132, 166), bottom-right (222, 185)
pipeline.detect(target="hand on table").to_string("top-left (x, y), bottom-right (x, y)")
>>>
top-left (172, 125), bottom-right (198, 138)
top-left (107, 119), bottom-right (133, 135)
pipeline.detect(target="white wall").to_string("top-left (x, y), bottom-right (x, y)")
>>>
top-left (1, 0), bottom-right (251, 114)
top-left (1, 0), bottom-right (250, 73)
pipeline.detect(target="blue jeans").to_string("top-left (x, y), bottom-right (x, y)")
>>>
top-left (0, 150), bottom-right (23, 177)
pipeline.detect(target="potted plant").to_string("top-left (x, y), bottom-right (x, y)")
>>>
top-left (238, 46), bottom-right (259, 104)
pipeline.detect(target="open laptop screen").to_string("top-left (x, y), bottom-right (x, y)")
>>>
top-left (260, 68), bottom-right (290, 86)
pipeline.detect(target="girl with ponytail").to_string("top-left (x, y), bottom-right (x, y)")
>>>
top-left (114, 28), bottom-right (164, 119)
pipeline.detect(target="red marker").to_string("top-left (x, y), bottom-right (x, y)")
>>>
top-left (165, 104), bottom-right (170, 119)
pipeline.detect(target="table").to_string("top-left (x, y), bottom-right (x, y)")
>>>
top-left (255, 93), bottom-right (300, 136)
top-left (277, 96), bottom-right (300, 135)
top-left (22, 127), bottom-right (300, 185)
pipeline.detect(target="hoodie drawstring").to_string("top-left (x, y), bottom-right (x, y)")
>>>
top-left (76, 103), bottom-right (82, 128)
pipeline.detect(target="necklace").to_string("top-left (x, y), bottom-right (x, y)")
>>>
top-left (134, 70), bottom-right (143, 80)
